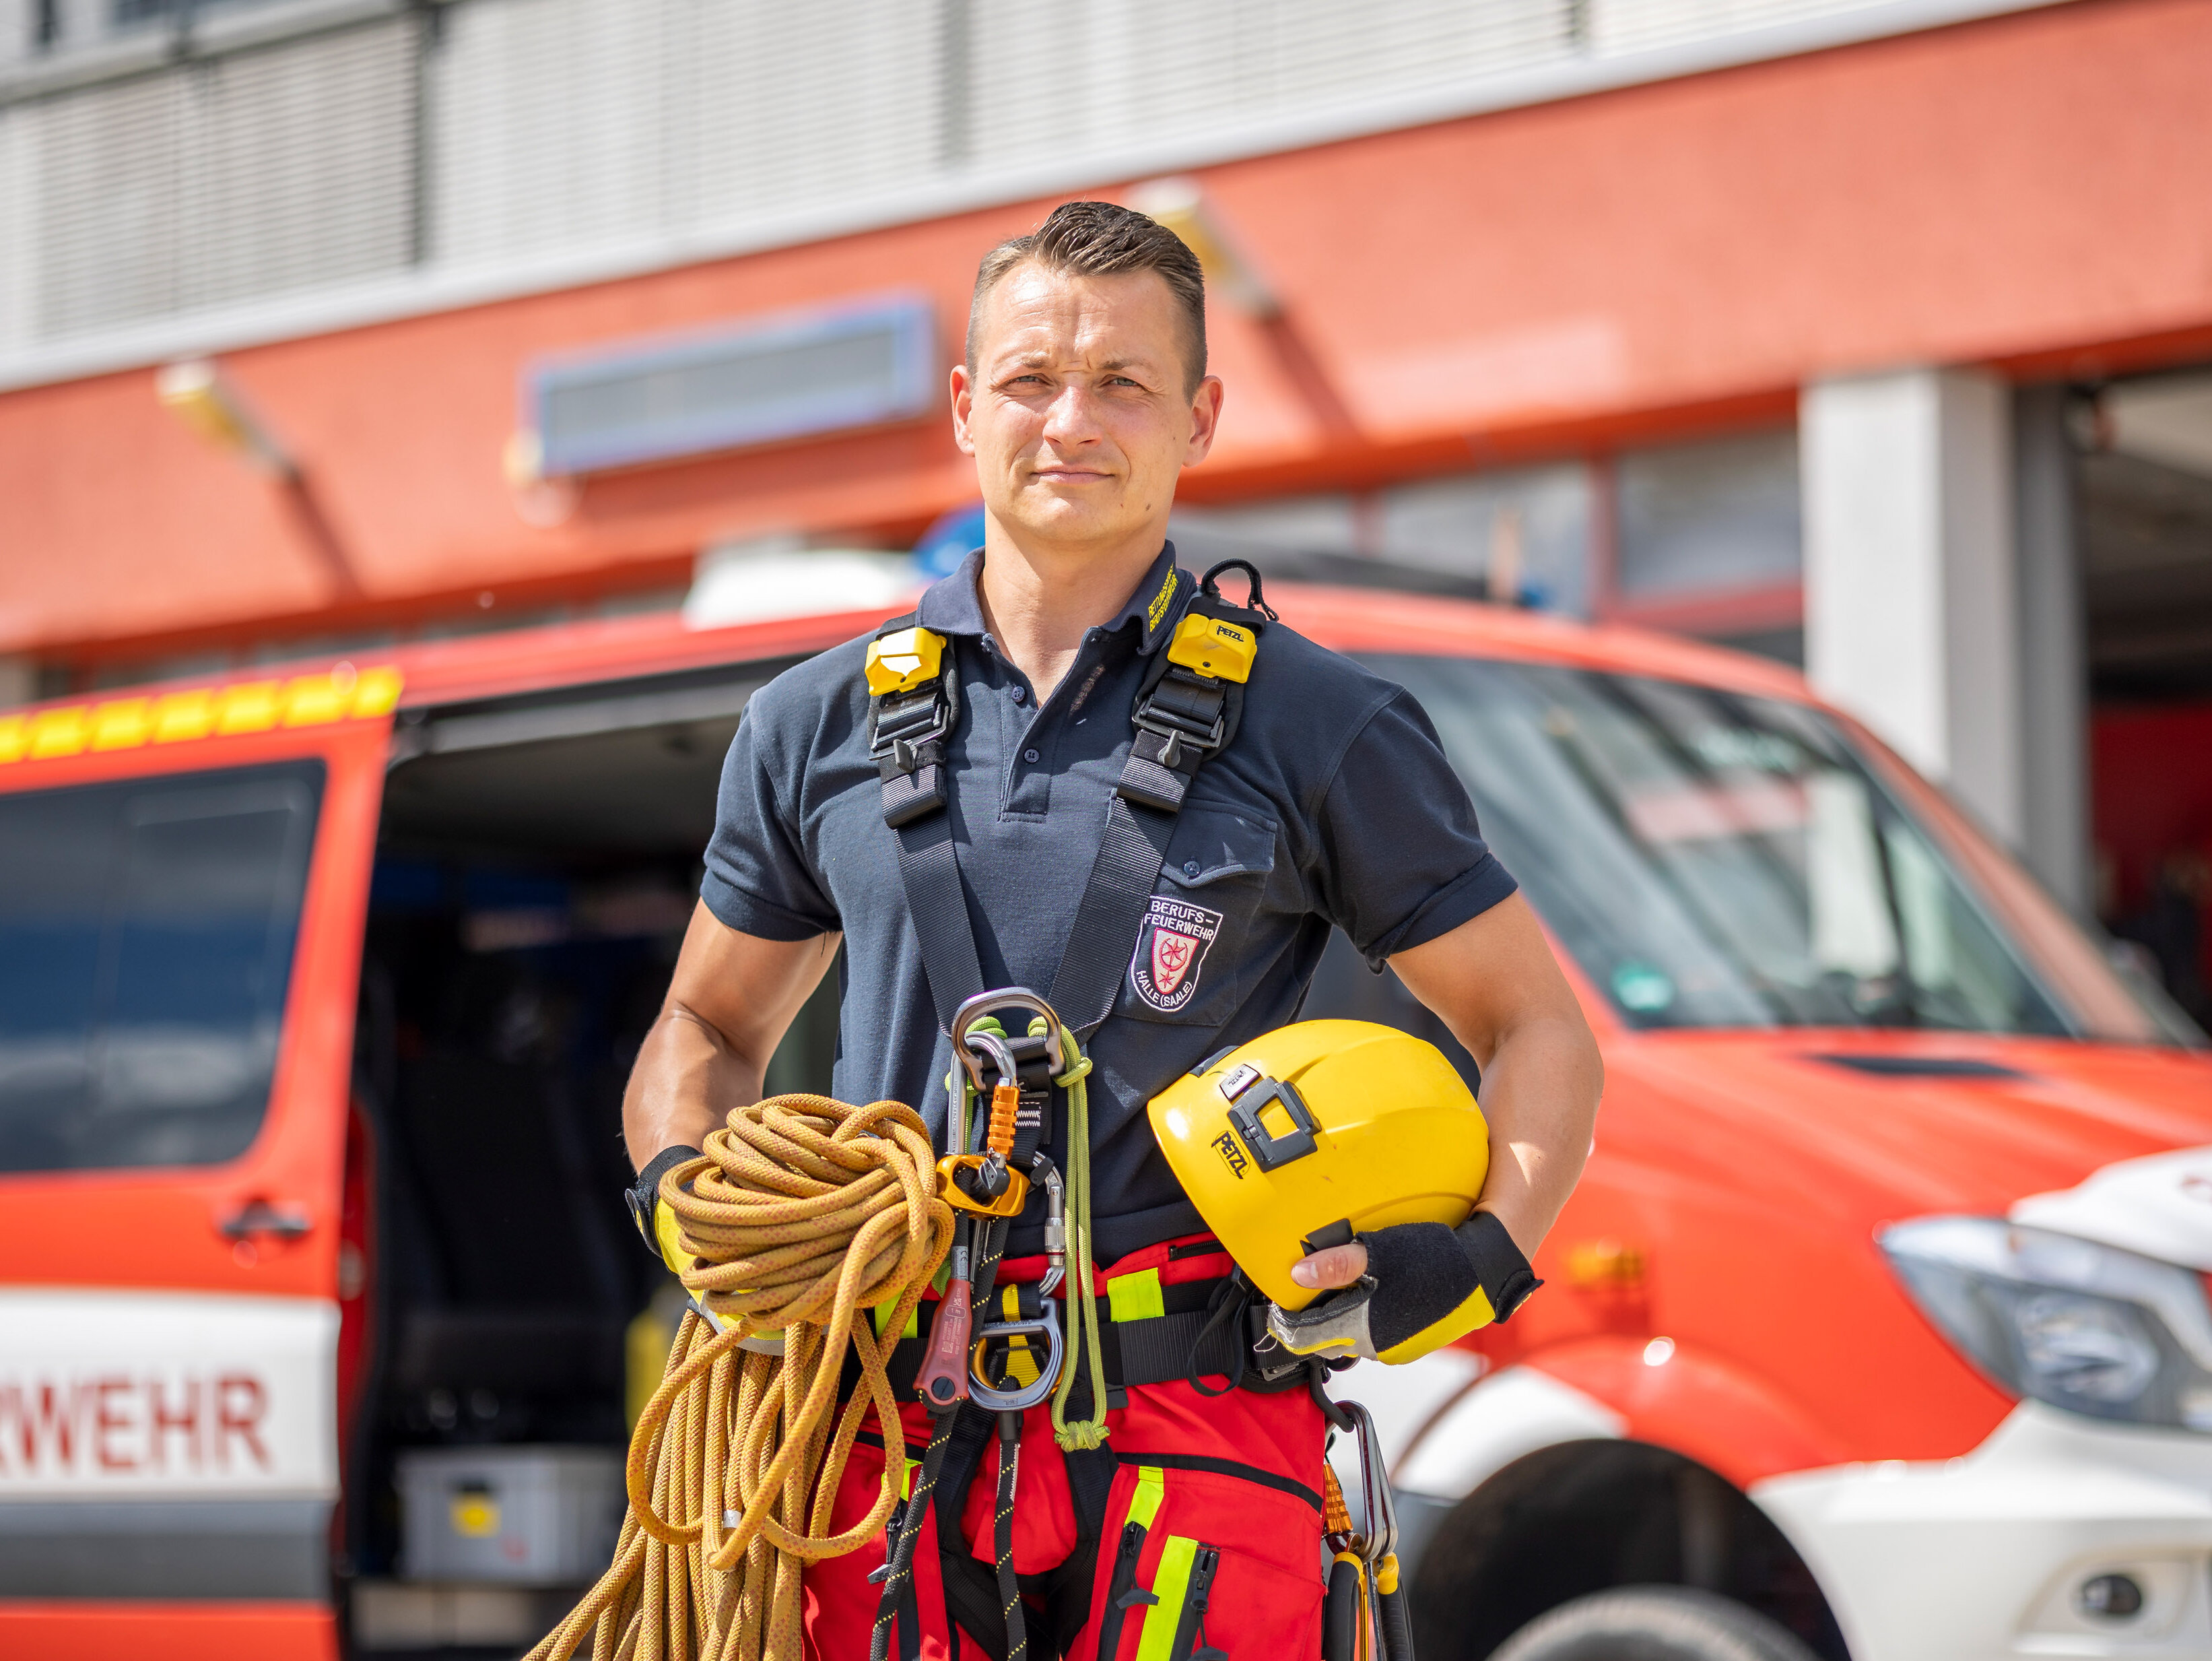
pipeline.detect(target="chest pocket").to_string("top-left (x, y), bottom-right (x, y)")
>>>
top-left (1121, 804), bottom-right (1279, 1027)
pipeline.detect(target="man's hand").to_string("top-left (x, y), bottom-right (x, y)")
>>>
top-left (622, 904), bottom-right (841, 1171)
top-left (1289, 1242), bottom-right (1370, 1291)
top-left (1287, 892), bottom-right (1601, 1295)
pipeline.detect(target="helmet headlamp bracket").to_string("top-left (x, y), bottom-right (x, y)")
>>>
top-left (1228, 1078), bottom-right (1319, 1172)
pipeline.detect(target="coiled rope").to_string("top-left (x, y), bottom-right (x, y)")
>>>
top-left (527, 1094), bottom-right (954, 1661)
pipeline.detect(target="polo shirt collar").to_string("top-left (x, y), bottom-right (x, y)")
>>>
top-left (915, 543), bottom-right (1186, 656)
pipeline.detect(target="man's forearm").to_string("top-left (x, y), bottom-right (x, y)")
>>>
top-left (622, 1005), bottom-right (765, 1171)
top-left (1469, 1009), bottom-right (1602, 1255)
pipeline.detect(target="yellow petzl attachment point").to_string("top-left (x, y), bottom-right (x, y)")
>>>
top-left (1166, 613), bottom-right (1256, 683)
top-left (865, 627), bottom-right (946, 696)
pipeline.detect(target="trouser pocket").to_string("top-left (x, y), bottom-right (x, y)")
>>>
top-left (1087, 1458), bottom-right (1324, 1661)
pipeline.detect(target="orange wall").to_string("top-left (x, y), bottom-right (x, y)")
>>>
top-left (5, 0), bottom-right (2212, 658)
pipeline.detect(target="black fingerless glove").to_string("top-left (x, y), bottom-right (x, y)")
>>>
top-left (1267, 1210), bottom-right (1542, 1365)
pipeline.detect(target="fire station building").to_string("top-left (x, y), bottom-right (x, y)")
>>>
top-left (2, 0), bottom-right (2209, 1016)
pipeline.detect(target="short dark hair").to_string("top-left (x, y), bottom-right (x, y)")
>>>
top-left (966, 200), bottom-right (1207, 394)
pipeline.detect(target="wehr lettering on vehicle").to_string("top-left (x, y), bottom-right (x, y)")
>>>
top-left (0, 1290), bottom-right (337, 1499)
top-left (0, 1373), bottom-right (273, 1476)
top-left (1129, 896), bottom-right (1223, 1014)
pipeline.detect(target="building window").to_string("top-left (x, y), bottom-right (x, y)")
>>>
top-left (1607, 429), bottom-right (1803, 659)
top-left (1168, 426), bottom-right (1804, 661)
top-left (1380, 464), bottom-right (1595, 616)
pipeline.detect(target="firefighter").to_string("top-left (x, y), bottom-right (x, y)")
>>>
top-left (622, 200), bottom-right (1602, 1659)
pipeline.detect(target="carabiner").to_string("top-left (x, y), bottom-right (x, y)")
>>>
top-left (1033, 1156), bottom-right (1065, 1297)
top-left (938, 1024), bottom-right (1032, 1215)
top-left (949, 987), bottom-right (1067, 1096)
top-left (1337, 1397), bottom-right (1416, 1661)
top-left (968, 1307), bottom-right (1065, 1412)
top-left (1338, 1400), bottom-right (1399, 1569)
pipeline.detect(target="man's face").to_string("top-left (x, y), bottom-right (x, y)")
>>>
top-left (953, 263), bottom-right (1221, 557)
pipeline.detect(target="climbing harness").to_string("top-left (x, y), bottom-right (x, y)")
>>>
top-left (527, 1094), bottom-right (954, 1661)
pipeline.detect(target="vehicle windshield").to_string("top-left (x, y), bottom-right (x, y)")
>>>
top-left (1368, 654), bottom-right (2077, 1034)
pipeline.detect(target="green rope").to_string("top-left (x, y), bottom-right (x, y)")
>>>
top-left (1048, 1035), bottom-right (1110, 1451)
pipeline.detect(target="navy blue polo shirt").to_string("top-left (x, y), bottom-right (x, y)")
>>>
top-left (701, 544), bottom-right (1516, 1259)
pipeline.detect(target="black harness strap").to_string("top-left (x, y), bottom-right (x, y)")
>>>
top-left (870, 612), bottom-right (988, 1027)
top-left (1046, 575), bottom-right (1270, 1039)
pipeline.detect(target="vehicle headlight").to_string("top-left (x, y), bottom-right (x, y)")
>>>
top-left (1879, 1216), bottom-right (2212, 1433)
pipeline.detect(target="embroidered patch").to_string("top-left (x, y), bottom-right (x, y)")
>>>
top-left (1129, 894), bottom-right (1223, 1014)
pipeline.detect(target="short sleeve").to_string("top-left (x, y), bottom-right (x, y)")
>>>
top-left (1314, 688), bottom-right (1517, 967)
top-left (700, 701), bottom-right (840, 941)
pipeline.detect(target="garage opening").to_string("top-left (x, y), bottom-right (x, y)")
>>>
top-left (2083, 366), bottom-right (2212, 1034)
top-left (342, 662), bottom-right (838, 1656)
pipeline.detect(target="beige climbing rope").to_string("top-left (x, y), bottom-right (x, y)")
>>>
top-left (527, 1093), bottom-right (954, 1661)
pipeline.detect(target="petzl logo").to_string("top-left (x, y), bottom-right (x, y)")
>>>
top-left (1129, 894), bottom-right (1222, 1014)
top-left (1212, 1131), bottom-right (1250, 1180)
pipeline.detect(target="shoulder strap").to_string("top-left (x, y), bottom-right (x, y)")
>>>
top-left (863, 563), bottom-right (1273, 1040)
top-left (1046, 564), bottom-right (1269, 1036)
top-left (867, 614), bottom-right (986, 1028)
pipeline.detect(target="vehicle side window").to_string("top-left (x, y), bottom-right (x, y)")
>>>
top-left (0, 760), bottom-right (323, 1173)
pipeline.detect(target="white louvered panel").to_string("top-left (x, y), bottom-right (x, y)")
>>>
top-left (31, 17), bottom-right (417, 339)
top-left (32, 69), bottom-right (185, 337)
top-left (961, 4), bottom-right (1145, 165)
top-left (675, 0), bottom-right (941, 225)
top-left (432, 0), bottom-right (943, 270)
top-left (178, 20), bottom-right (419, 314)
top-left (1166, 0), bottom-right (1570, 123)
top-left (964, 0), bottom-right (1573, 175)
top-left (0, 105), bottom-right (33, 355)
top-left (429, 0), bottom-right (675, 265)
top-left (1589, 0), bottom-right (1892, 55)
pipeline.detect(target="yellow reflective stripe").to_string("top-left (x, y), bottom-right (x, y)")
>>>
top-left (0, 666), bottom-right (406, 768)
top-left (1374, 1284), bottom-right (1496, 1366)
top-left (902, 1457), bottom-right (918, 1501)
top-left (154, 689), bottom-right (217, 743)
top-left (90, 699), bottom-right (153, 750)
top-left (217, 680), bottom-right (282, 734)
top-left (1132, 1536), bottom-right (1199, 1661)
top-left (1108, 1268), bottom-right (1165, 1324)
top-left (30, 707), bottom-right (88, 758)
top-left (1128, 1465), bottom-right (1166, 1530)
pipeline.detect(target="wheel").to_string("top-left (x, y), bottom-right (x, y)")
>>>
top-left (1489, 1586), bottom-right (1825, 1661)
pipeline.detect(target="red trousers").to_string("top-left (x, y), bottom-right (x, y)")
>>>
top-left (802, 1237), bottom-right (1329, 1661)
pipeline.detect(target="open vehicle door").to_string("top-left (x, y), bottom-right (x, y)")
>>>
top-left (0, 665), bottom-right (399, 1661)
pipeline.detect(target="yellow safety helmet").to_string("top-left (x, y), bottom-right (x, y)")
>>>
top-left (1147, 1020), bottom-right (1489, 1310)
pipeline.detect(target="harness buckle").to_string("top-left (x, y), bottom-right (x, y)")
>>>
top-left (868, 651), bottom-right (958, 829)
top-left (968, 1303), bottom-right (1065, 1412)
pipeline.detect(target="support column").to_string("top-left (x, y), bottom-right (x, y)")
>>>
top-left (2013, 383), bottom-right (2091, 911)
top-left (1801, 367), bottom-right (2023, 847)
